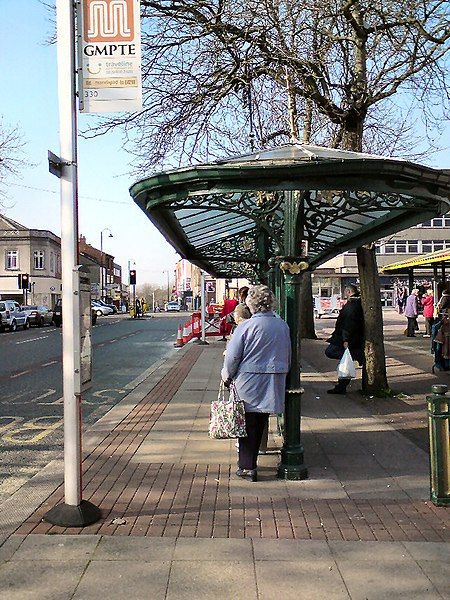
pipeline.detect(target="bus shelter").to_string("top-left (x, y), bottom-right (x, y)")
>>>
top-left (380, 248), bottom-right (450, 294)
top-left (130, 144), bottom-right (450, 480)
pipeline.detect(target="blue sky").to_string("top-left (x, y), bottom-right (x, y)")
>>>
top-left (0, 0), bottom-right (179, 285)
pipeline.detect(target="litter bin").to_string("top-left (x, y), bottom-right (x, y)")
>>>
top-left (427, 384), bottom-right (450, 506)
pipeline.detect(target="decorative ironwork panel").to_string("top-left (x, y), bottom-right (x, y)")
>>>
top-left (166, 191), bottom-right (285, 249)
top-left (197, 231), bottom-right (258, 261)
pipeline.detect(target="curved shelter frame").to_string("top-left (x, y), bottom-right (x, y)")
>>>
top-left (130, 144), bottom-right (450, 480)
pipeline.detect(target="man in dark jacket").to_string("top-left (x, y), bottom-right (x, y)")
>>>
top-left (325, 284), bottom-right (365, 394)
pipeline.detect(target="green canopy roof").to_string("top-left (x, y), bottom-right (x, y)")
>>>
top-left (130, 144), bottom-right (450, 278)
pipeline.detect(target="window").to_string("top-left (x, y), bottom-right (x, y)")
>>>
top-left (421, 240), bottom-right (433, 253)
top-left (407, 241), bottom-right (418, 253)
top-left (395, 242), bottom-right (407, 253)
top-left (33, 250), bottom-right (45, 270)
top-left (50, 252), bottom-right (55, 272)
top-left (5, 250), bottom-right (18, 270)
top-left (56, 254), bottom-right (61, 273)
top-left (384, 242), bottom-right (396, 254)
top-left (434, 241), bottom-right (445, 251)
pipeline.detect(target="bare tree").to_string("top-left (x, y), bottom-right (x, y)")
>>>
top-left (0, 117), bottom-right (29, 201)
top-left (88, 0), bottom-right (449, 394)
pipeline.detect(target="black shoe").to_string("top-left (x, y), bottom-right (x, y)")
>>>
top-left (327, 387), bottom-right (347, 395)
top-left (236, 468), bottom-right (257, 482)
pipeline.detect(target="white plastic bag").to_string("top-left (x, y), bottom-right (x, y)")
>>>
top-left (337, 348), bottom-right (356, 379)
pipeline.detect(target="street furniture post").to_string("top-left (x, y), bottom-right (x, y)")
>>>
top-left (44, 0), bottom-right (100, 527)
top-left (277, 261), bottom-right (308, 480)
top-left (195, 270), bottom-right (209, 345)
top-left (427, 384), bottom-right (450, 506)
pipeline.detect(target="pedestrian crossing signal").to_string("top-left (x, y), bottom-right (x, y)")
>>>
top-left (18, 273), bottom-right (30, 289)
top-left (129, 270), bottom-right (136, 285)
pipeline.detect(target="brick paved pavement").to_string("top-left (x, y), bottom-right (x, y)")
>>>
top-left (14, 335), bottom-right (448, 543)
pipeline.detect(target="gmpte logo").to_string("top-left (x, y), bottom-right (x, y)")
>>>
top-left (84, 0), bottom-right (134, 42)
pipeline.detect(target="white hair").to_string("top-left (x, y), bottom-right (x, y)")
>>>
top-left (246, 285), bottom-right (275, 314)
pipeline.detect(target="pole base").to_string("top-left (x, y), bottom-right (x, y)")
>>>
top-left (277, 463), bottom-right (308, 480)
top-left (193, 338), bottom-right (209, 345)
top-left (43, 500), bottom-right (101, 527)
top-left (277, 446), bottom-right (308, 480)
top-left (430, 492), bottom-right (450, 507)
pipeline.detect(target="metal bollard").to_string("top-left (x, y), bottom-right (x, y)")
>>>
top-left (427, 384), bottom-right (450, 506)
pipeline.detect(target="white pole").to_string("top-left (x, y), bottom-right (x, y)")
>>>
top-left (57, 0), bottom-right (81, 507)
top-left (201, 271), bottom-right (207, 343)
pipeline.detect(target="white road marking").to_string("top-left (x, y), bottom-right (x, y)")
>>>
top-left (16, 335), bottom-right (49, 345)
top-left (10, 370), bottom-right (30, 379)
top-left (42, 360), bottom-right (58, 367)
top-left (35, 389), bottom-right (57, 402)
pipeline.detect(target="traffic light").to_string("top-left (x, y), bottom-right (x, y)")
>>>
top-left (129, 270), bottom-right (136, 285)
top-left (18, 273), bottom-right (29, 289)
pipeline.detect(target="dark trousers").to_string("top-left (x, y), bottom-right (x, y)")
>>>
top-left (406, 317), bottom-right (416, 337)
top-left (425, 317), bottom-right (434, 335)
top-left (238, 412), bottom-right (269, 470)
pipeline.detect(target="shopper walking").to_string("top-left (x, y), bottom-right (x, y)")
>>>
top-left (325, 284), bottom-right (365, 394)
top-left (221, 285), bottom-right (290, 481)
top-left (421, 288), bottom-right (434, 337)
top-left (405, 289), bottom-right (419, 337)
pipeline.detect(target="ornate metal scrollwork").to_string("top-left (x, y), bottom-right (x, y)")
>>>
top-left (169, 191), bottom-right (285, 248)
top-left (210, 260), bottom-right (259, 280)
top-left (198, 231), bottom-right (257, 261)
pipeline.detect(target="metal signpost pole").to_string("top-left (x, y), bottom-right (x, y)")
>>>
top-left (199, 271), bottom-right (208, 345)
top-left (44, 0), bottom-right (100, 527)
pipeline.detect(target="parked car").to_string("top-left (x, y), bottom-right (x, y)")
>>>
top-left (0, 300), bottom-right (29, 332)
top-left (95, 299), bottom-right (118, 314)
top-left (52, 299), bottom-right (98, 326)
top-left (91, 300), bottom-right (114, 316)
top-left (165, 301), bottom-right (181, 312)
top-left (21, 305), bottom-right (54, 327)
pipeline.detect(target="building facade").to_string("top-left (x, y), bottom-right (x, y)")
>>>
top-left (314, 214), bottom-right (450, 305)
top-left (0, 214), bottom-right (62, 307)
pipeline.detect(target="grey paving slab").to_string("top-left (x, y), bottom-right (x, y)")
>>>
top-left (253, 538), bottom-right (334, 561)
top-left (330, 542), bottom-right (442, 599)
top-left (166, 560), bottom-right (257, 600)
top-left (255, 560), bottom-right (350, 600)
top-left (402, 541), bottom-right (450, 562)
top-left (328, 540), bottom-right (415, 562)
top-left (0, 560), bottom-right (86, 600)
top-left (93, 536), bottom-right (176, 561)
top-left (11, 534), bottom-right (99, 562)
top-left (72, 560), bottom-right (171, 600)
top-left (174, 537), bottom-right (253, 561)
top-left (416, 560), bottom-right (450, 599)
top-left (0, 535), bottom-right (24, 562)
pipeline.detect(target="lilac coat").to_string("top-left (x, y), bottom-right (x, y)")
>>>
top-left (404, 294), bottom-right (418, 318)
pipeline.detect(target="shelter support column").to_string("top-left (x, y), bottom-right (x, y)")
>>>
top-left (277, 259), bottom-right (308, 480)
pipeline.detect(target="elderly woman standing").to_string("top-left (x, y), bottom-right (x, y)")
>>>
top-left (221, 285), bottom-right (291, 482)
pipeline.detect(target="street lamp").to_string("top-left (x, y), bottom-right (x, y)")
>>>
top-left (162, 270), bottom-right (170, 303)
top-left (100, 228), bottom-right (113, 301)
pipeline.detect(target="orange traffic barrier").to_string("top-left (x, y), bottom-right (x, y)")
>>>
top-left (192, 312), bottom-right (201, 339)
top-left (182, 321), bottom-right (192, 344)
top-left (174, 325), bottom-right (184, 347)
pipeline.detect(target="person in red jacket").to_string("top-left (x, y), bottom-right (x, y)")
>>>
top-left (219, 297), bottom-right (239, 340)
top-left (421, 288), bottom-right (434, 337)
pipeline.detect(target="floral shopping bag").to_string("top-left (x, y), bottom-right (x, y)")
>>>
top-left (208, 381), bottom-right (247, 439)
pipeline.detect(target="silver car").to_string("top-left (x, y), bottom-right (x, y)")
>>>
top-left (91, 301), bottom-right (114, 316)
top-left (0, 300), bottom-right (29, 332)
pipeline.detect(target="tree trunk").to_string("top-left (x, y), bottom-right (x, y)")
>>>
top-left (299, 271), bottom-right (317, 339)
top-left (356, 245), bottom-right (388, 395)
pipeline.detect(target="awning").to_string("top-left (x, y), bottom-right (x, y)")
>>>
top-left (380, 248), bottom-right (450, 273)
top-left (130, 144), bottom-right (450, 278)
